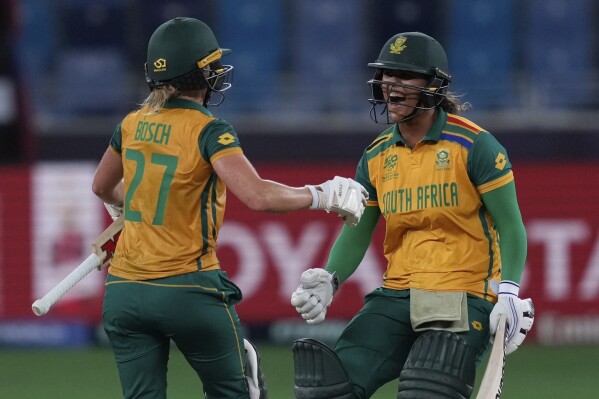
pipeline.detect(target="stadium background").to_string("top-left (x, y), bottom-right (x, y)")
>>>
top-left (1, 0), bottom-right (599, 398)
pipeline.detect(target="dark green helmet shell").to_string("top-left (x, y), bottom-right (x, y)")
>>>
top-left (146, 17), bottom-right (231, 83)
top-left (368, 32), bottom-right (450, 82)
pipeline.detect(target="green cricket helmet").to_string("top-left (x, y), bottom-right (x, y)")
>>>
top-left (367, 32), bottom-right (451, 123)
top-left (145, 17), bottom-right (233, 105)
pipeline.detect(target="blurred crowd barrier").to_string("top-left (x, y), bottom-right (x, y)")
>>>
top-left (7, 0), bottom-right (599, 143)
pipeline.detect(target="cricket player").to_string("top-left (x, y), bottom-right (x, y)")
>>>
top-left (290, 32), bottom-right (535, 399)
top-left (92, 17), bottom-right (367, 399)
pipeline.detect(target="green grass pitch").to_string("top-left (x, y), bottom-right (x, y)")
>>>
top-left (1, 344), bottom-right (598, 398)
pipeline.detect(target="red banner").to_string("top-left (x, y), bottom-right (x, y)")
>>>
top-left (1, 162), bottom-right (598, 345)
top-left (513, 163), bottom-right (599, 344)
top-left (220, 161), bottom-right (599, 345)
top-left (220, 163), bottom-right (387, 322)
top-left (0, 167), bottom-right (32, 318)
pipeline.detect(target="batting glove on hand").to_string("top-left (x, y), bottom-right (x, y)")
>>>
top-left (290, 269), bottom-right (339, 324)
top-left (306, 176), bottom-right (368, 227)
top-left (104, 203), bottom-right (123, 221)
top-left (489, 281), bottom-right (535, 355)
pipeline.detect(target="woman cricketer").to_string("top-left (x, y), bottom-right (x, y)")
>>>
top-left (291, 32), bottom-right (535, 399)
top-left (92, 17), bottom-right (367, 399)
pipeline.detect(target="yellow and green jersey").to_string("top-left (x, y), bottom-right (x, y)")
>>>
top-left (108, 98), bottom-right (243, 280)
top-left (356, 110), bottom-right (512, 300)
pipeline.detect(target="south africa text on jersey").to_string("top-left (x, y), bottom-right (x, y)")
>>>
top-left (381, 182), bottom-right (459, 214)
top-left (135, 121), bottom-right (172, 145)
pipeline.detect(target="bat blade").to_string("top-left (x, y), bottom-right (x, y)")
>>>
top-left (476, 314), bottom-right (507, 399)
top-left (92, 214), bottom-right (125, 269)
top-left (31, 214), bottom-right (124, 316)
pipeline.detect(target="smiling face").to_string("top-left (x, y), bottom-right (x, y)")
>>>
top-left (380, 70), bottom-right (429, 123)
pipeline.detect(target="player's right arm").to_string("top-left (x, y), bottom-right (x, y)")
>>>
top-left (92, 123), bottom-right (124, 207)
top-left (92, 146), bottom-right (124, 207)
top-left (203, 118), bottom-right (366, 225)
top-left (213, 154), bottom-right (367, 226)
top-left (213, 153), bottom-right (314, 212)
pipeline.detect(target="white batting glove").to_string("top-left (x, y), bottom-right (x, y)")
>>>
top-left (104, 203), bottom-right (123, 221)
top-left (306, 176), bottom-right (368, 227)
top-left (290, 269), bottom-right (339, 324)
top-left (489, 281), bottom-right (535, 355)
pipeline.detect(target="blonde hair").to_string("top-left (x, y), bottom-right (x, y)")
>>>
top-left (139, 86), bottom-right (180, 114)
top-left (440, 91), bottom-right (471, 114)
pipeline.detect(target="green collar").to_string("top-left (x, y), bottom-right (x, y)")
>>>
top-left (392, 109), bottom-right (448, 145)
top-left (163, 98), bottom-right (213, 117)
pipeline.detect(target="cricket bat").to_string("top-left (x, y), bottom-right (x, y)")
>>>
top-left (475, 314), bottom-right (508, 399)
top-left (31, 214), bottom-right (125, 316)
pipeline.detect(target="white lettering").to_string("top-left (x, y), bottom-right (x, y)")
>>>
top-left (537, 313), bottom-right (599, 345)
top-left (262, 221), bottom-right (327, 297)
top-left (580, 234), bottom-right (599, 300)
top-left (221, 221), bottom-right (386, 302)
top-left (528, 220), bottom-right (589, 299)
top-left (330, 225), bottom-right (385, 295)
top-left (219, 222), bottom-right (266, 298)
top-left (220, 217), bottom-right (599, 331)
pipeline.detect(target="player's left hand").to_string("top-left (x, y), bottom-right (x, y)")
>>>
top-left (489, 281), bottom-right (535, 355)
top-left (290, 269), bottom-right (338, 324)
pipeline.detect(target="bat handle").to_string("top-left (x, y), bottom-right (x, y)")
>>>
top-left (31, 253), bottom-right (102, 316)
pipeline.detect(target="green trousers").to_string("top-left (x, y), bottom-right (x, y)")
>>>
top-left (103, 270), bottom-right (249, 399)
top-left (333, 288), bottom-right (494, 399)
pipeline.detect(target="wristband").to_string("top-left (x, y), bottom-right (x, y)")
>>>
top-left (306, 185), bottom-right (326, 210)
top-left (498, 280), bottom-right (519, 296)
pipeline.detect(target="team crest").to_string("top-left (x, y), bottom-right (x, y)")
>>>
top-left (435, 150), bottom-right (450, 168)
top-left (390, 37), bottom-right (407, 54)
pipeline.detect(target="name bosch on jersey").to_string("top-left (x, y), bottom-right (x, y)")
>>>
top-left (134, 121), bottom-right (172, 145)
